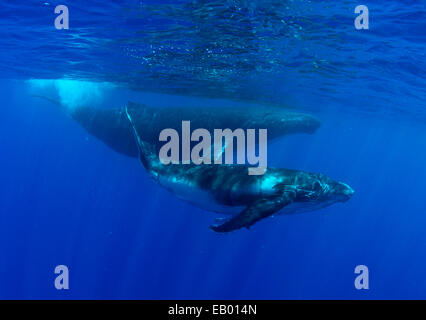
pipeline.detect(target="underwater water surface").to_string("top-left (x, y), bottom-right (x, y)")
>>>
top-left (0, 0), bottom-right (425, 299)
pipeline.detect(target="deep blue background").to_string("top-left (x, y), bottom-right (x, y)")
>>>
top-left (0, 0), bottom-right (425, 299)
top-left (1, 80), bottom-right (426, 299)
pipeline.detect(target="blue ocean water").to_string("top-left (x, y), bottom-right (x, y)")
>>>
top-left (0, 0), bottom-right (425, 299)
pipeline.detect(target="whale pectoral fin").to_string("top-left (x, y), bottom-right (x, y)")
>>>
top-left (210, 196), bottom-right (292, 233)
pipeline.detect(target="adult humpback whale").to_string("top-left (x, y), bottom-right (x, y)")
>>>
top-left (125, 107), bottom-right (354, 232)
top-left (69, 101), bottom-right (321, 157)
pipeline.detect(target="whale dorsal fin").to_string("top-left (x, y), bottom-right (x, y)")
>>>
top-left (210, 193), bottom-right (294, 233)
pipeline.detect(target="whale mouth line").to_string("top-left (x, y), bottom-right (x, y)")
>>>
top-left (341, 183), bottom-right (355, 196)
top-left (337, 182), bottom-right (355, 202)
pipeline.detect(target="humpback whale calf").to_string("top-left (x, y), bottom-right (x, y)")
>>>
top-left (125, 107), bottom-right (354, 232)
top-left (68, 101), bottom-right (321, 157)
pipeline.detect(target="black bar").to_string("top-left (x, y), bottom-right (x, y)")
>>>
top-left (0, 300), bottom-right (420, 318)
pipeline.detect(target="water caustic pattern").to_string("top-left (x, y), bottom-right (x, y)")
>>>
top-left (1, 1), bottom-right (424, 119)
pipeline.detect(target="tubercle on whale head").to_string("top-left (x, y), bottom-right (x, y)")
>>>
top-left (297, 175), bottom-right (354, 203)
top-left (322, 180), bottom-right (354, 202)
top-left (332, 181), bottom-right (355, 202)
